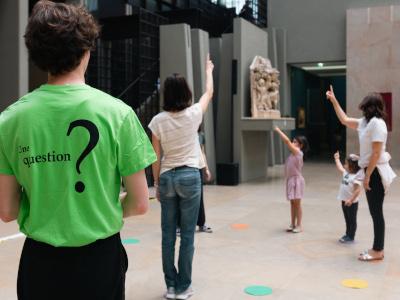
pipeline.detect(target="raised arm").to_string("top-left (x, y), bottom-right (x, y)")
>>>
top-left (274, 126), bottom-right (300, 155)
top-left (0, 174), bottom-right (21, 222)
top-left (198, 54), bottom-right (214, 113)
top-left (326, 85), bottom-right (359, 130)
top-left (334, 151), bottom-right (346, 174)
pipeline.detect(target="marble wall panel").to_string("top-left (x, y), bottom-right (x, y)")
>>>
top-left (347, 5), bottom-right (400, 167)
top-left (392, 5), bottom-right (400, 22)
top-left (347, 24), bottom-right (369, 50)
top-left (370, 6), bottom-right (392, 23)
top-left (347, 7), bottom-right (369, 26)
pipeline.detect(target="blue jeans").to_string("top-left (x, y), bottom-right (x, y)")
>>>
top-left (159, 167), bottom-right (201, 293)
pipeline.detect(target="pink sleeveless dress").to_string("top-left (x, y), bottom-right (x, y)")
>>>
top-left (285, 151), bottom-right (305, 200)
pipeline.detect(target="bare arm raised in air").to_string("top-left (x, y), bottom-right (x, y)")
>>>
top-left (274, 126), bottom-right (300, 155)
top-left (326, 85), bottom-right (359, 130)
top-left (199, 54), bottom-right (214, 113)
top-left (334, 151), bottom-right (346, 174)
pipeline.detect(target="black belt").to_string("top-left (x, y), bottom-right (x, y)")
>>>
top-left (171, 165), bottom-right (189, 171)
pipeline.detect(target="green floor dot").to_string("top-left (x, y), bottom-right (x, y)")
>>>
top-left (244, 285), bottom-right (272, 296)
top-left (122, 238), bottom-right (140, 245)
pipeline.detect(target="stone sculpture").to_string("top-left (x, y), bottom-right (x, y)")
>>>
top-left (250, 56), bottom-right (281, 118)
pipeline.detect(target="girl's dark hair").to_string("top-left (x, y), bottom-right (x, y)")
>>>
top-left (163, 74), bottom-right (193, 112)
top-left (24, 0), bottom-right (100, 76)
top-left (359, 93), bottom-right (387, 123)
top-left (346, 156), bottom-right (361, 174)
top-left (294, 135), bottom-right (309, 153)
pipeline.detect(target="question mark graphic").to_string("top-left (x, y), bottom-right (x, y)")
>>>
top-left (67, 120), bottom-right (99, 193)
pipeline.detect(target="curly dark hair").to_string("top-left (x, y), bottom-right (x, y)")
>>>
top-left (163, 74), bottom-right (193, 112)
top-left (24, 0), bottom-right (100, 76)
top-left (359, 93), bottom-right (387, 123)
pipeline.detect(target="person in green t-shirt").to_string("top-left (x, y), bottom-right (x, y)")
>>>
top-left (0, 2), bottom-right (156, 299)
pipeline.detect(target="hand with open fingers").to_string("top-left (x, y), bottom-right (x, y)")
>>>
top-left (334, 151), bottom-right (340, 160)
top-left (363, 176), bottom-right (371, 191)
top-left (206, 54), bottom-right (214, 74)
top-left (326, 85), bottom-right (336, 102)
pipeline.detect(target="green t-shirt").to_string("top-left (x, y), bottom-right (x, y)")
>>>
top-left (0, 84), bottom-right (156, 247)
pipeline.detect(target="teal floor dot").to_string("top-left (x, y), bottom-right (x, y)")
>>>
top-left (244, 285), bottom-right (272, 296)
top-left (122, 238), bottom-right (140, 245)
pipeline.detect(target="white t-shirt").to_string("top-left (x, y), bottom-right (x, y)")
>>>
top-left (148, 103), bottom-right (205, 175)
top-left (357, 117), bottom-right (396, 192)
top-left (337, 170), bottom-right (364, 202)
top-left (357, 117), bottom-right (387, 168)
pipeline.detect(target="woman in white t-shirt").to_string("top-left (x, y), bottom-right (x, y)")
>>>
top-left (149, 56), bottom-right (214, 299)
top-left (326, 86), bottom-right (396, 261)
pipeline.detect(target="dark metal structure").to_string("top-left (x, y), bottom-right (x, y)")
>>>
top-left (86, 7), bottom-right (167, 135)
top-left (159, 1), bottom-right (236, 37)
top-left (238, 0), bottom-right (267, 28)
top-left (85, 7), bottom-right (167, 183)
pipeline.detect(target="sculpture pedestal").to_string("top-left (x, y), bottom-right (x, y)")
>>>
top-left (237, 117), bottom-right (295, 182)
top-left (252, 110), bottom-right (281, 119)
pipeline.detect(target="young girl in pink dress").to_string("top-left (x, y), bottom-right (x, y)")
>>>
top-left (275, 127), bottom-right (309, 233)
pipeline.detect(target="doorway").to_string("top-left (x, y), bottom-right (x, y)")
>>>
top-left (290, 64), bottom-right (346, 161)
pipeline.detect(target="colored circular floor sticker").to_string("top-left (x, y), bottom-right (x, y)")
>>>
top-left (342, 279), bottom-right (368, 289)
top-left (244, 285), bottom-right (272, 296)
top-left (231, 223), bottom-right (249, 230)
top-left (122, 238), bottom-right (140, 245)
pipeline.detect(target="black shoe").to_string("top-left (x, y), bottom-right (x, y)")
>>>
top-left (198, 225), bottom-right (213, 233)
top-left (339, 235), bottom-right (354, 243)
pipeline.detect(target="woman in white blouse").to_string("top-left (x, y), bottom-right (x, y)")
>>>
top-left (149, 56), bottom-right (214, 299)
top-left (326, 85), bottom-right (396, 261)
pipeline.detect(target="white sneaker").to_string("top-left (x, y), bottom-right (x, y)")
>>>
top-left (176, 286), bottom-right (194, 300)
top-left (164, 287), bottom-right (176, 299)
top-left (286, 225), bottom-right (294, 232)
top-left (292, 226), bottom-right (303, 233)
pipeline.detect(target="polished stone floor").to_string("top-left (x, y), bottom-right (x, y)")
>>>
top-left (1, 162), bottom-right (400, 299)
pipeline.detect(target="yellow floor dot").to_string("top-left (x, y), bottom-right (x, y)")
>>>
top-left (342, 279), bottom-right (368, 289)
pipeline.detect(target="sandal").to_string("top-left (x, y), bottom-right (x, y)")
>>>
top-left (286, 225), bottom-right (294, 232)
top-left (292, 226), bottom-right (303, 233)
top-left (358, 253), bottom-right (384, 262)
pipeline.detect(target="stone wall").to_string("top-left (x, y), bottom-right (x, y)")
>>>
top-left (347, 5), bottom-right (400, 166)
